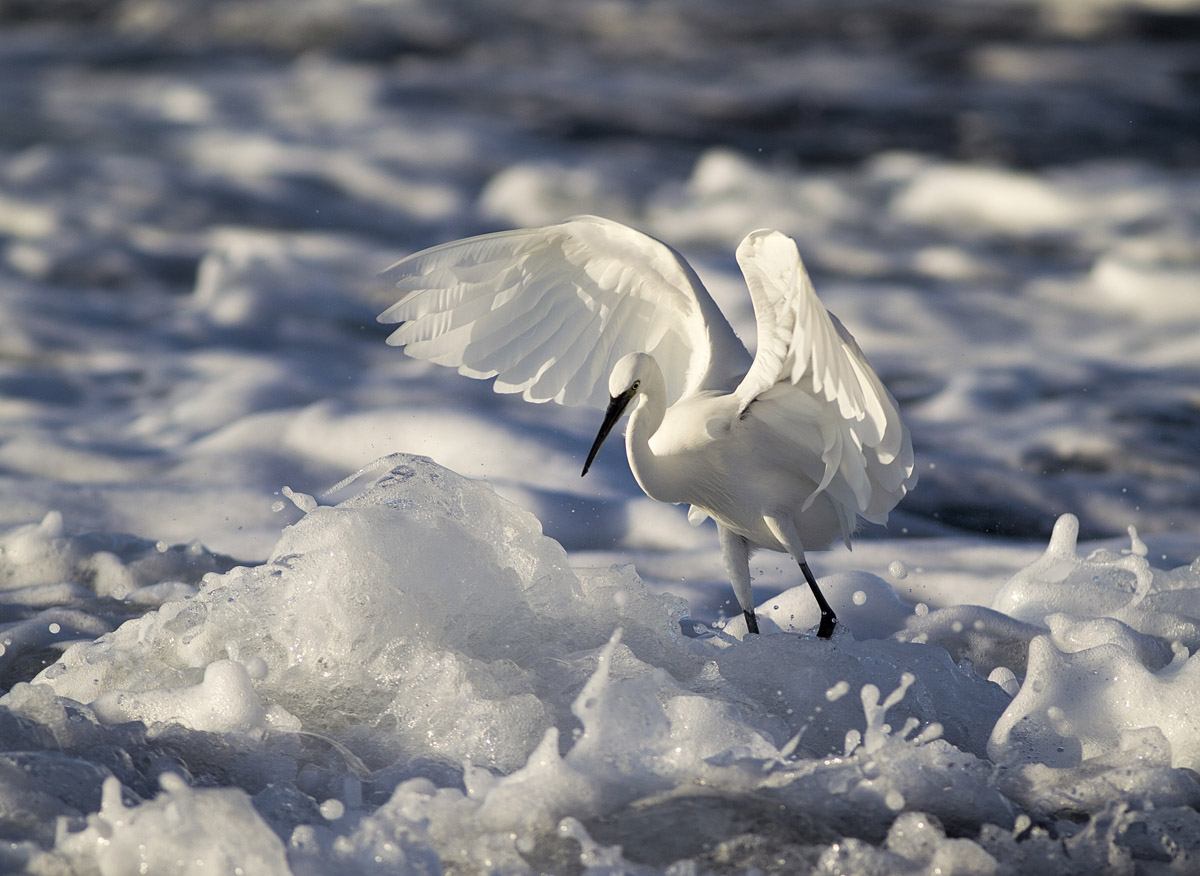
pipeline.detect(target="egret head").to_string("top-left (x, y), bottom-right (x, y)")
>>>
top-left (607, 352), bottom-right (654, 398)
top-left (581, 353), bottom-right (653, 477)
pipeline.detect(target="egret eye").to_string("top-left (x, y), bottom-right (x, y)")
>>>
top-left (632, 380), bottom-right (640, 391)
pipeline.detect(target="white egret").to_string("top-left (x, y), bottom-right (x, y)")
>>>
top-left (378, 215), bottom-right (915, 637)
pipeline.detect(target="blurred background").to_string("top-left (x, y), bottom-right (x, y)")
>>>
top-left (1, 0), bottom-right (1199, 562)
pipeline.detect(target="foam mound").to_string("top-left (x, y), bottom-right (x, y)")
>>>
top-left (3, 456), bottom-right (1200, 873)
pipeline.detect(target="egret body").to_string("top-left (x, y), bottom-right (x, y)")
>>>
top-left (379, 216), bottom-right (915, 637)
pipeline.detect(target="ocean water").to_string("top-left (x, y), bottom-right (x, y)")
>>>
top-left (1, 1), bottom-right (1200, 872)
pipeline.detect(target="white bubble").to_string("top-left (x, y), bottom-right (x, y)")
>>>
top-left (852, 590), bottom-right (867, 606)
top-left (888, 560), bottom-right (909, 580)
top-left (49, 623), bottom-right (61, 634)
top-left (987, 666), bottom-right (1020, 697)
top-left (243, 656), bottom-right (269, 680)
top-left (319, 799), bottom-right (345, 821)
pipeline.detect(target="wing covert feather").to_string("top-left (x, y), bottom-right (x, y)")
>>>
top-left (378, 216), bottom-right (751, 408)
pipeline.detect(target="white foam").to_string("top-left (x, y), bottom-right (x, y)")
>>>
top-left (2, 3), bottom-right (1200, 869)
top-left (56, 774), bottom-right (291, 876)
top-left (0, 453), bottom-right (1197, 872)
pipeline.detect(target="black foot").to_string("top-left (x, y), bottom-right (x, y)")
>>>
top-left (816, 611), bottom-right (836, 639)
top-left (743, 609), bottom-right (760, 635)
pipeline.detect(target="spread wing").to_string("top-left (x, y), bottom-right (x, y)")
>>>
top-left (378, 215), bottom-right (751, 409)
top-left (734, 229), bottom-right (915, 526)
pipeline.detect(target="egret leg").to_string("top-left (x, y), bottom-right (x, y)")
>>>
top-left (799, 558), bottom-right (837, 639)
top-left (718, 526), bottom-right (759, 634)
top-left (766, 516), bottom-right (837, 639)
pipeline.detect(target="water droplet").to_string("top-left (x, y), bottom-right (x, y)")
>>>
top-left (319, 799), bottom-right (345, 821)
top-left (825, 680), bottom-right (851, 702)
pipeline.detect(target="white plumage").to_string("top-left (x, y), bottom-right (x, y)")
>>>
top-left (379, 215), bottom-right (915, 636)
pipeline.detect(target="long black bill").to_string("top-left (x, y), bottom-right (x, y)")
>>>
top-left (581, 390), bottom-right (635, 476)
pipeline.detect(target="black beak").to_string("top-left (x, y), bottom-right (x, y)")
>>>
top-left (581, 390), bottom-right (635, 476)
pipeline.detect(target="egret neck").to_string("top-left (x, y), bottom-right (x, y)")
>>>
top-left (620, 361), bottom-right (681, 505)
top-left (581, 354), bottom-right (679, 505)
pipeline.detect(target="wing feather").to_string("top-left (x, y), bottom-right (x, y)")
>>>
top-left (379, 215), bottom-right (751, 408)
top-left (734, 230), bottom-right (915, 520)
